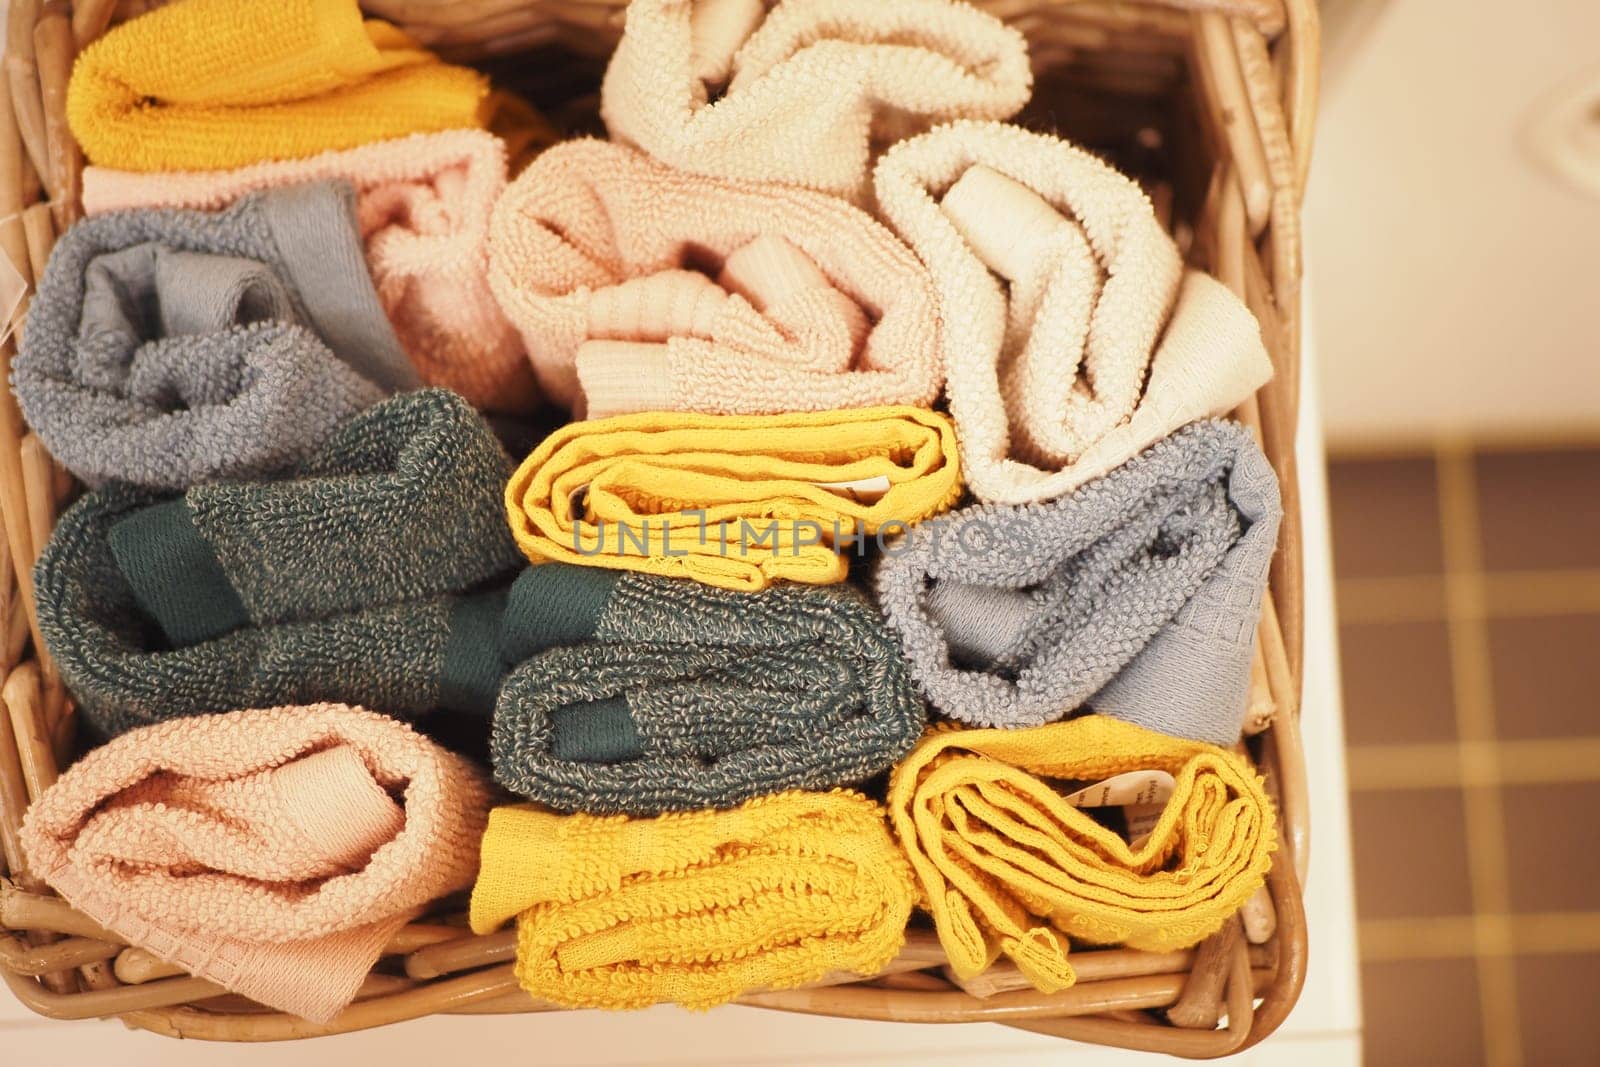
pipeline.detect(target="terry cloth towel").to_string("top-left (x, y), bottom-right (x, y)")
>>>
top-left (81, 131), bottom-right (537, 412)
top-left (66, 0), bottom-right (487, 172)
top-left (600, 0), bottom-right (1031, 203)
top-left (468, 790), bottom-right (915, 1009)
top-left (20, 703), bottom-right (490, 1023)
top-left (873, 121), bottom-right (1274, 505)
top-left (486, 139), bottom-right (942, 418)
top-left (488, 566), bottom-right (924, 815)
top-left (506, 406), bottom-right (961, 591)
top-left (13, 183), bottom-right (418, 490)
top-left (106, 389), bottom-right (521, 648)
top-left (888, 715), bottom-right (1276, 992)
top-left (35, 482), bottom-right (497, 737)
top-left (874, 420), bottom-right (1281, 742)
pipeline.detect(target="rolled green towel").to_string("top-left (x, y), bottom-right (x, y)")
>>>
top-left (487, 566), bottom-right (927, 816)
top-left (105, 388), bottom-right (522, 646)
top-left (35, 390), bottom-right (523, 739)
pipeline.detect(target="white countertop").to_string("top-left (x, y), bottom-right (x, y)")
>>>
top-left (1, 319), bottom-right (1362, 1065)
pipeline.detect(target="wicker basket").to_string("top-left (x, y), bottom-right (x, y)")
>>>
top-left (0, 0), bottom-right (1318, 1055)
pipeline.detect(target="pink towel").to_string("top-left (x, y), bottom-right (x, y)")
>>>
top-left (601, 0), bottom-right (1031, 203)
top-left (81, 130), bottom-right (537, 412)
top-left (487, 138), bottom-right (943, 418)
top-left (20, 704), bottom-right (490, 1023)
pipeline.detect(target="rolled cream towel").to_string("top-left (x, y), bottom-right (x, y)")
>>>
top-left (888, 716), bottom-right (1276, 992)
top-left (487, 139), bottom-right (942, 417)
top-left (469, 790), bottom-right (915, 1009)
top-left (82, 131), bottom-right (538, 412)
top-left (600, 0), bottom-right (1031, 203)
top-left (874, 420), bottom-right (1281, 742)
top-left (67, 0), bottom-right (487, 172)
top-left (20, 704), bottom-right (490, 1022)
top-left (505, 406), bottom-right (961, 591)
top-left (488, 566), bottom-right (924, 815)
top-left (14, 183), bottom-right (416, 490)
top-left (873, 121), bottom-right (1274, 505)
top-left (105, 389), bottom-right (520, 648)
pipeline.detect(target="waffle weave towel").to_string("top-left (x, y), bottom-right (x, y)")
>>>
top-left (21, 704), bottom-right (489, 1022)
top-left (487, 139), bottom-right (942, 418)
top-left (601, 0), bottom-right (1031, 203)
top-left (488, 566), bottom-right (924, 814)
top-left (873, 121), bottom-right (1273, 505)
top-left (888, 716), bottom-right (1275, 992)
top-left (505, 406), bottom-right (961, 591)
top-left (469, 790), bottom-right (914, 1009)
top-left (106, 389), bottom-right (520, 648)
top-left (82, 131), bottom-right (535, 411)
top-left (13, 183), bottom-right (414, 490)
top-left (67, 0), bottom-right (486, 172)
top-left (874, 420), bottom-right (1281, 742)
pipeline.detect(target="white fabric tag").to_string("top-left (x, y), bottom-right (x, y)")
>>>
top-left (813, 474), bottom-right (892, 502)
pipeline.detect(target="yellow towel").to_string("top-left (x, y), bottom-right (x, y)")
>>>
top-left (469, 790), bottom-right (916, 1010)
top-left (888, 716), bottom-right (1276, 993)
top-left (505, 406), bottom-right (961, 591)
top-left (67, 0), bottom-right (487, 171)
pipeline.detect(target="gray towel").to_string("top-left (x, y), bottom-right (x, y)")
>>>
top-left (873, 419), bottom-right (1281, 743)
top-left (489, 566), bottom-right (926, 816)
top-left (13, 182), bottom-right (419, 490)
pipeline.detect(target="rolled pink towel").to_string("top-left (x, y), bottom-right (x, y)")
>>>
top-left (601, 0), bottom-right (1031, 203)
top-left (488, 138), bottom-right (942, 418)
top-left (20, 704), bottom-right (490, 1023)
top-left (873, 121), bottom-right (1274, 505)
top-left (81, 130), bottom-right (537, 412)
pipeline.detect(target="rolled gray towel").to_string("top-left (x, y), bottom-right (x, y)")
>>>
top-left (873, 419), bottom-right (1281, 743)
top-left (13, 181), bottom-right (419, 490)
top-left (489, 566), bottom-right (927, 815)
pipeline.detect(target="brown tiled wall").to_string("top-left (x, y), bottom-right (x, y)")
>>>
top-left (1329, 444), bottom-right (1600, 1067)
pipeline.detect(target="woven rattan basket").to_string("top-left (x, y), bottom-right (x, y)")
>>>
top-left (0, 0), bottom-right (1319, 1055)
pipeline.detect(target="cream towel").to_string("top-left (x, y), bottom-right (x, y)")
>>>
top-left (601, 0), bottom-right (1031, 203)
top-left (873, 121), bottom-right (1274, 506)
top-left (487, 139), bottom-right (942, 418)
top-left (81, 131), bottom-right (536, 412)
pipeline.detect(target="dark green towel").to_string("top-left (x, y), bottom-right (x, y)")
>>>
top-left (488, 566), bottom-right (927, 816)
top-left (106, 388), bottom-right (521, 646)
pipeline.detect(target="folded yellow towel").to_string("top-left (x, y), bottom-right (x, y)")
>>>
top-left (505, 407), bottom-right (961, 591)
top-left (888, 716), bottom-right (1276, 992)
top-left (469, 790), bottom-right (916, 1010)
top-left (67, 0), bottom-right (487, 171)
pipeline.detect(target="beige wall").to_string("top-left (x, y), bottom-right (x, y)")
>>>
top-left (1307, 0), bottom-right (1600, 447)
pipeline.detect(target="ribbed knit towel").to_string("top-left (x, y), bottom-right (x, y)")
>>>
top-left (874, 420), bottom-right (1281, 742)
top-left (487, 139), bottom-right (942, 418)
top-left (506, 406), bottom-right (961, 591)
top-left (888, 716), bottom-right (1275, 992)
top-left (20, 704), bottom-right (490, 1022)
top-left (469, 790), bottom-right (915, 1009)
top-left (67, 0), bottom-right (487, 172)
top-left (487, 566), bottom-right (924, 814)
top-left (106, 389), bottom-right (520, 648)
top-left (82, 131), bottom-right (535, 411)
top-left (600, 0), bottom-right (1031, 203)
top-left (873, 121), bottom-right (1274, 505)
top-left (13, 183), bottom-right (418, 490)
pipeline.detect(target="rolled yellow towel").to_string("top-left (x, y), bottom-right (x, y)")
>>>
top-left (505, 406), bottom-right (961, 591)
top-left (67, 0), bottom-right (487, 171)
top-left (468, 790), bottom-right (916, 1010)
top-left (888, 716), bottom-right (1276, 992)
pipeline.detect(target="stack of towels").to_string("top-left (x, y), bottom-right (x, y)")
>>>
top-left (15, 0), bottom-right (1283, 1023)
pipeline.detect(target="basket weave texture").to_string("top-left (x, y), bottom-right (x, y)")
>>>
top-left (0, 0), bottom-right (1319, 1054)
